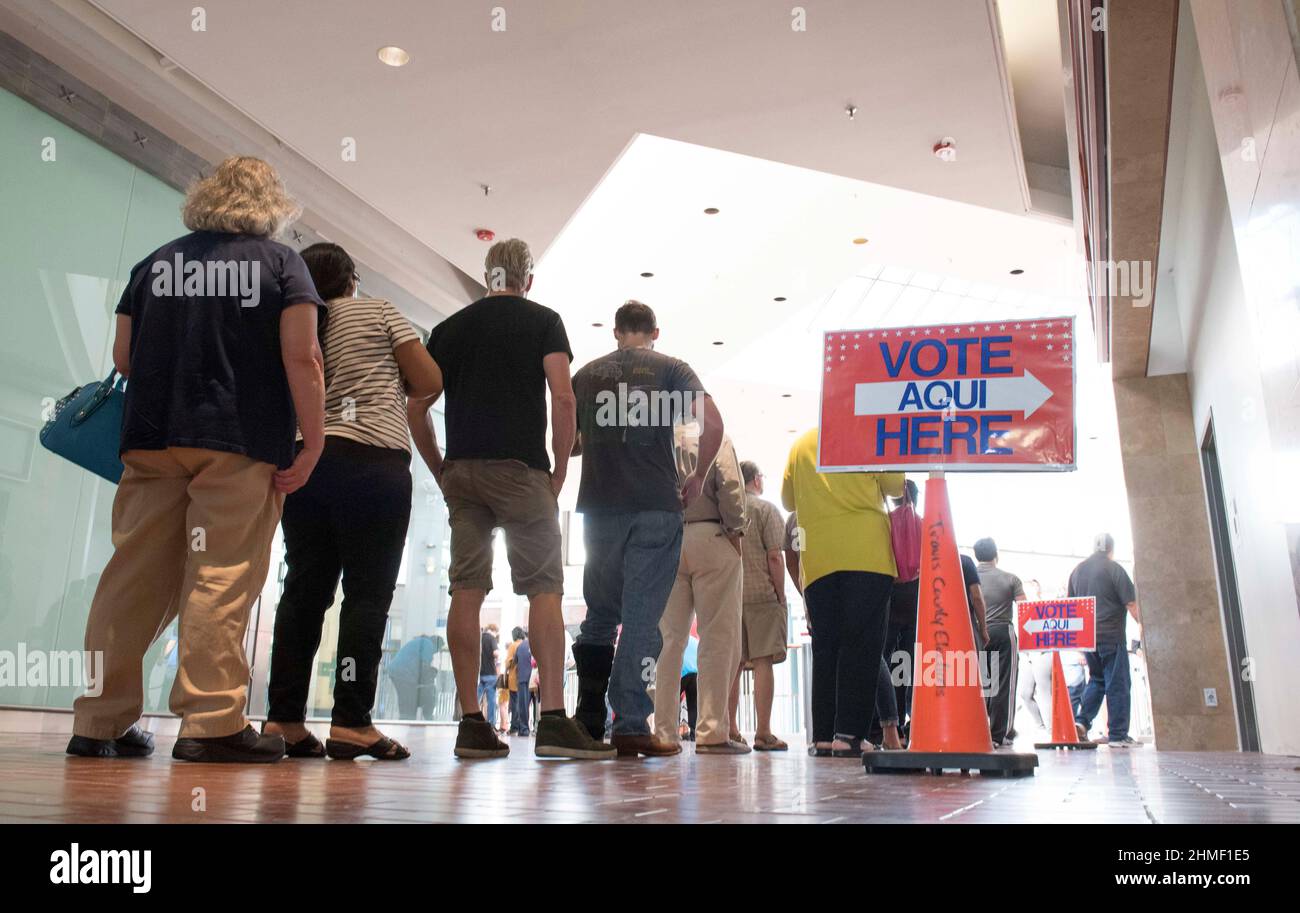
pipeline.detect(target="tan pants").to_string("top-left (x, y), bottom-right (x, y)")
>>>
top-left (72, 447), bottom-right (283, 739)
top-left (654, 522), bottom-right (743, 745)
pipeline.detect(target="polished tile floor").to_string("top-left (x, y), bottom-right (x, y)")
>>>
top-left (2, 728), bottom-right (1298, 823)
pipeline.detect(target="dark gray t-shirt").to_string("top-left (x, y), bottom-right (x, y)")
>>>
top-left (1068, 553), bottom-right (1137, 645)
top-left (573, 347), bottom-right (706, 514)
top-left (977, 562), bottom-right (1026, 625)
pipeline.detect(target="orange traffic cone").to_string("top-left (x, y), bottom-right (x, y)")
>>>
top-left (864, 475), bottom-right (1037, 777)
top-left (1033, 651), bottom-right (1098, 750)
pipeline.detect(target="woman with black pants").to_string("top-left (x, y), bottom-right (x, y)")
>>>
top-left (265, 243), bottom-right (441, 760)
top-left (781, 428), bottom-right (904, 757)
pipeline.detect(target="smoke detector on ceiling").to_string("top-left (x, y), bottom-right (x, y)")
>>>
top-left (933, 137), bottom-right (957, 163)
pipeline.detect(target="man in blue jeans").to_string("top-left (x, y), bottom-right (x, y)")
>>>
top-left (1069, 533), bottom-right (1141, 746)
top-left (570, 301), bottom-right (726, 757)
top-left (477, 625), bottom-right (500, 727)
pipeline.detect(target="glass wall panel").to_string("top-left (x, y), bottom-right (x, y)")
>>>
top-left (0, 86), bottom-right (184, 709)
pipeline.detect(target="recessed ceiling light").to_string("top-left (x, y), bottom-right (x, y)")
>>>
top-left (774, 296), bottom-right (787, 302)
top-left (853, 237), bottom-right (869, 245)
top-left (781, 394), bottom-right (792, 398)
top-left (1009, 268), bottom-right (1024, 275)
top-left (591, 322), bottom-right (604, 328)
top-left (712, 341), bottom-right (724, 346)
top-left (640, 271), bottom-right (654, 278)
top-left (377, 46), bottom-right (410, 67)
top-left (703, 207), bottom-right (720, 215)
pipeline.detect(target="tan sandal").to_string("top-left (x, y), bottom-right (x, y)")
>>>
top-left (753, 734), bottom-right (788, 751)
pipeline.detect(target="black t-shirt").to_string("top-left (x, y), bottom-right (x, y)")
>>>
top-left (115, 231), bottom-right (325, 469)
top-left (573, 347), bottom-right (707, 514)
top-left (480, 631), bottom-right (498, 676)
top-left (427, 296), bottom-right (572, 471)
top-left (1068, 552), bottom-right (1137, 645)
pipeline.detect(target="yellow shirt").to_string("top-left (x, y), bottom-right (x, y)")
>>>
top-left (781, 429), bottom-right (905, 589)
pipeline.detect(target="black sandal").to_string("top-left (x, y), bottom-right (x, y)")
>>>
top-left (830, 735), bottom-right (863, 758)
top-left (325, 735), bottom-right (410, 761)
top-left (285, 732), bottom-right (326, 759)
top-left (807, 742), bottom-right (834, 758)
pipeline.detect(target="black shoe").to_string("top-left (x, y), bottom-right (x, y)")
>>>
top-left (572, 642), bottom-right (615, 740)
top-left (66, 723), bottom-right (155, 759)
top-left (454, 717), bottom-right (510, 759)
top-left (172, 724), bottom-right (284, 763)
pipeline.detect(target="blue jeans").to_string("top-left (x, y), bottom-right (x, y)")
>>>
top-left (1076, 644), bottom-right (1131, 740)
top-left (577, 510), bottom-right (683, 736)
top-left (477, 674), bottom-right (498, 726)
top-left (512, 685), bottom-right (533, 735)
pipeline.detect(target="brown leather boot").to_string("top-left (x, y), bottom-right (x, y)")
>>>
top-left (611, 733), bottom-right (682, 757)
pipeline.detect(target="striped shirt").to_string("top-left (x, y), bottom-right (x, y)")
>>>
top-left (319, 296), bottom-right (421, 451)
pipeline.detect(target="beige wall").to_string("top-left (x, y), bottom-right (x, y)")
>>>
top-left (1113, 375), bottom-right (1237, 749)
top-left (1181, 0), bottom-right (1300, 755)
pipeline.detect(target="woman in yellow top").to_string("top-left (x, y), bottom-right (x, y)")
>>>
top-left (782, 428), bottom-right (904, 757)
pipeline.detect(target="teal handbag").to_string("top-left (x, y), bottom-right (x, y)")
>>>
top-left (39, 369), bottom-right (126, 484)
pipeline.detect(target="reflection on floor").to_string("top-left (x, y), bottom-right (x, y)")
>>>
top-left (2, 728), bottom-right (1298, 823)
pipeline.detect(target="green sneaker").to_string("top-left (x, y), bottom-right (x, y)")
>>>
top-left (535, 714), bottom-right (617, 760)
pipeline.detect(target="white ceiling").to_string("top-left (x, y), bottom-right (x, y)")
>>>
top-left (91, 0), bottom-right (1038, 279)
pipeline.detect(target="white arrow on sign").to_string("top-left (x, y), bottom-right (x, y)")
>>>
top-left (1023, 617), bottom-right (1085, 634)
top-left (854, 371), bottom-right (1054, 419)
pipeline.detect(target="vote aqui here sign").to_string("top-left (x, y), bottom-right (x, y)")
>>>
top-left (1016, 597), bottom-right (1096, 652)
top-left (817, 317), bottom-right (1076, 471)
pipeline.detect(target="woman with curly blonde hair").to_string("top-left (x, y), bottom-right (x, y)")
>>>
top-left (68, 155), bottom-right (328, 764)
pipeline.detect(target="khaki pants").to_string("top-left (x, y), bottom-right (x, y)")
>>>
top-left (72, 447), bottom-right (283, 739)
top-left (654, 522), bottom-right (743, 745)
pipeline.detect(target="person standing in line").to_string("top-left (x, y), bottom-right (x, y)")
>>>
top-left (1070, 533), bottom-right (1141, 746)
top-left (783, 428), bottom-right (904, 758)
top-left (68, 156), bottom-right (326, 763)
top-left (973, 537), bottom-right (1026, 748)
top-left (679, 634), bottom-right (700, 740)
top-left (884, 480), bottom-right (922, 737)
top-left (654, 434), bottom-right (747, 754)
top-left (571, 301), bottom-right (725, 757)
top-left (507, 627), bottom-right (532, 736)
top-left (728, 461), bottom-right (789, 752)
top-left (478, 624), bottom-right (501, 727)
top-left (408, 238), bottom-right (611, 760)
top-left (264, 242), bottom-right (442, 761)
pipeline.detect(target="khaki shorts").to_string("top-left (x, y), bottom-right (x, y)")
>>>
top-left (741, 599), bottom-right (788, 663)
top-left (441, 458), bottom-right (563, 596)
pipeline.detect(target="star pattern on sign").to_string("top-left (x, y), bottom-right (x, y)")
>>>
top-left (910, 330), bottom-right (917, 336)
top-left (999, 324), bottom-right (1006, 330)
top-left (1031, 334), bottom-right (1038, 340)
top-left (853, 343), bottom-right (860, 349)
top-left (896, 330), bottom-right (903, 337)
top-left (1047, 344), bottom-right (1054, 350)
top-left (924, 329), bottom-right (931, 335)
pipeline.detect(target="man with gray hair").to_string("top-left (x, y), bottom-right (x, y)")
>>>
top-left (409, 238), bottom-right (613, 760)
top-left (1068, 533), bottom-right (1141, 747)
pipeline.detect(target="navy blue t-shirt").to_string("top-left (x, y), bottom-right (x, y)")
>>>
top-left (114, 231), bottom-right (325, 469)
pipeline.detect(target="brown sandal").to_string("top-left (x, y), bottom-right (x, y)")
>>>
top-left (753, 734), bottom-right (788, 751)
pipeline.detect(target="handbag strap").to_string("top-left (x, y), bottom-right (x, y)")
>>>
top-left (71, 369), bottom-right (123, 427)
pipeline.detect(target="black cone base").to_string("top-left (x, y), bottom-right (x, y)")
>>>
top-left (863, 749), bottom-right (1038, 777)
top-left (1034, 740), bottom-right (1099, 750)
